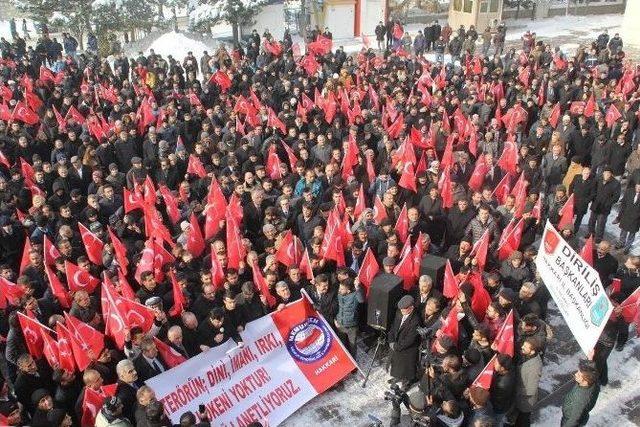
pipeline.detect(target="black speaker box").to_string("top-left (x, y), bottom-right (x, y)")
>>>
top-left (366, 273), bottom-right (403, 331)
top-left (419, 254), bottom-right (447, 291)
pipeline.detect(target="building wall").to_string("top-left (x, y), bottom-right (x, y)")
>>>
top-left (360, 0), bottom-right (385, 37)
top-left (242, 2), bottom-right (287, 40)
top-left (324, 0), bottom-right (357, 39)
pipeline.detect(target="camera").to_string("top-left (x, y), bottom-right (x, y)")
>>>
top-left (384, 383), bottom-right (409, 407)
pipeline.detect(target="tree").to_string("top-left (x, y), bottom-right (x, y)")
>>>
top-left (504, 0), bottom-right (537, 20)
top-left (189, 0), bottom-right (268, 42)
top-left (14, 0), bottom-right (55, 30)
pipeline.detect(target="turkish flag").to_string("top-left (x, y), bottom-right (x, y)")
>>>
top-left (281, 141), bottom-right (299, 171)
top-left (52, 105), bottom-right (67, 131)
top-left (443, 259), bottom-right (459, 299)
top-left (557, 193), bottom-right (575, 229)
top-left (210, 247), bottom-right (225, 290)
top-left (108, 227), bottom-right (129, 274)
top-left (276, 230), bottom-right (303, 267)
top-left (468, 158), bottom-right (489, 192)
top-left (227, 193), bottom-right (244, 224)
top-left (387, 113), bottom-right (404, 139)
top-left (40, 328), bottom-right (61, 369)
top-left (307, 35), bottom-right (333, 56)
top-left (365, 151), bottom-right (376, 183)
top-left (0, 85), bottom-right (12, 101)
top-left (394, 249), bottom-right (416, 291)
top-left (43, 234), bottom-right (61, 266)
top-left (549, 102), bottom-right (562, 128)
top-left (300, 54), bottom-right (320, 76)
top-left (266, 144), bottom-right (283, 180)
top-left (584, 94), bottom-right (597, 118)
top-left (55, 325), bottom-right (81, 371)
top-left (66, 105), bottom-right (85, 124)
top-left (78, 222), bottom-right (104, 266)
top-left (251, 260), bottom-right (276, 308)
top-left (0, 277), bottom-right (25, 307)
top-left (143, 205), bottom-right (174, 248)
top-left (435, 305), bottom-right (460, 348)
top-left (620, 287), bottom-right (640, 323)
top-left (204, 203), bottom-right (225, 242)
top-left (114, 268), bottom-right (137, 301)
top-left (185, 213), bottom-right (205, 257)
top-left (470, 230), bottom-right (490, 272)
top-left (123, 188), bottom-right (144, 213)
top-left (143, 175), bottom-right (157, 206)
top-left (226, 210), bottom-right (246, 269)
top-left (492, 309), bottom-right (515, 356)
top-left (209, 70), bottom-right (232, 92)
top-left (349, 185), bottom-right (365, 219)
top-left (24, 91), bottom-right (42, 112)
top-left (580, 235), bottom-right (594, 266)
top-left (373, 195), bottom-right (387, 224)
top-left (18, 235), bottom-right (31, 277)
top-left (153, 337), bottom-right (186, 368)
top-left (395, 204), bottom-right (410, 243)
top-left (492, 174), bottom-right (512, 205)
top-left (531, 196), bottom-right (542, 220)
top-left (498, 219), bottom-right (524, 261)
top-left (168, 271), bottom-right (186, 317)
top-left (267, 107), bottom-right (286, 134)
top-left (45, 263), bottom-right (71, 308)
top-left (65, 260), bottom-right (100, 294)
top-left (299, 248), bottom-right (314, 281)
top-left (468, 271), bottom-right (492, 321)
top-left (471, 355), bottom-right (497, 390)
top-left (392, 23), bottom-right (404, 39)
top-left (82, 388), bottom-right (106, 427)
top-left (18, 312), bottom-right (49, 359)
top-left (437, 166), bottom-right (453, 209)
top-left (605, 103), bottom-right (622, 128)
top-left (64, 312), bottom-right (105, 362)
top-left (12, 100), bottom-right (39, 125)
top-left (158, 185), bottom-right (180, 225)
top-left (398, 160), bottom-right (417, 193)
top-left (357, 248), bottom-right (379, 296)
top-left (187, 155), bottom-right (207, 178)
top-left (341, 135), bottom-right (359, 180)
top-left (497, 137), bottom-right (518, 175)
top-left (187, 92), bottom-right (202, 106)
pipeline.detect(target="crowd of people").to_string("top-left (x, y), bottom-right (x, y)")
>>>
top-left (0, 11), bottom-right (636, 427)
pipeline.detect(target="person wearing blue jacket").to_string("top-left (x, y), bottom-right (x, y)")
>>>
top-left (335, 278), bottom-right (365, 358)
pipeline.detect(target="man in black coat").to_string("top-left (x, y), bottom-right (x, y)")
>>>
top-left (490, 354), bottom-right (516, 424)
top-left (615, 183), bottom-right (640, 253)
top-left (569, 166), bottom-right (595, 233)
top-left (115, 359), bottom-right (142, 422)
top-left (14, 355), bottom-right (54, 414)
top-left (588, 167), bottom-right (621, 243)
top-left (594, 241), bottom-right (618, 289)
top-left (388, 295), bottom-right (420, 388)
top-left (446, 198), bottom-right (476, 247)
top-left (305, 274), bottom-right (338, 326)
top-left (132, 336), bottom-right (168, 382)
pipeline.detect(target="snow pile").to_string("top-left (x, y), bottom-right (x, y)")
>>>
top-left (505, 13), bottom-right (622, 41)
top-left (146, 31), bottom-right (211, 60)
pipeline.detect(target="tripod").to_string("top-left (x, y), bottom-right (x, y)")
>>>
top-left (362, 329), bottom-right (387, 388)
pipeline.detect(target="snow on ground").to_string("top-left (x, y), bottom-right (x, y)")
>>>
top-left (145, 31), bottom-right (212, 59)
top-left (504, 13), bottom-right (623, 41)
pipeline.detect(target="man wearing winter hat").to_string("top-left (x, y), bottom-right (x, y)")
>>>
top-left (388, 295), bottom-right (420, 389)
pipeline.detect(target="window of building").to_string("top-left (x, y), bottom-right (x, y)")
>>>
top-left (489, 0), bottom-right (499, 12)
top-left (463, 0), bottom-right (473, 13)
top-left (453, 0), bottom-right (463, 11)
top-left (480, 1), bottom-right (488, 13)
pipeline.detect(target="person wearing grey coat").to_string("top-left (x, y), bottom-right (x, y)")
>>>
top-left (541, 147), bottom-right (568, 192)
top-left (513, 337), bottom-right (543, 426)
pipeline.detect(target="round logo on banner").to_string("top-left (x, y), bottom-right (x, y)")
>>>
top-left (286, 316), bottom-right (332, 363)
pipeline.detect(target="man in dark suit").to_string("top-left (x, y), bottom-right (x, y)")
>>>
top-left (167, 325), bottom-right (195, 358)
top-left (132, 336), bottom-right (168, 382)
top-left (615, 183), bottom-right (640, 254)
top-left (14, 354), bottom-right (54, 414)
top-left (388, 295), bottom-right (421, 388)
top-left (305, 274), bottom-right (339, 326)
top-left (588, 166), bottom-right (621, 243)
top-left (569, 166), bottom-right (595, 233)
top-left (115, 359), bottom-right (142, 422)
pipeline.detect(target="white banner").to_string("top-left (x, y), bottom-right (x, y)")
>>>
top-left (146, 297), bottom-right (357, 426)
top-left (535, 221), bottom-right (613, 356)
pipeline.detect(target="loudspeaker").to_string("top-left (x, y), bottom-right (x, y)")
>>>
top-left (366, 273), bottom-right (403, 331)
top-left (419, 255), bottom-right (447, 291)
